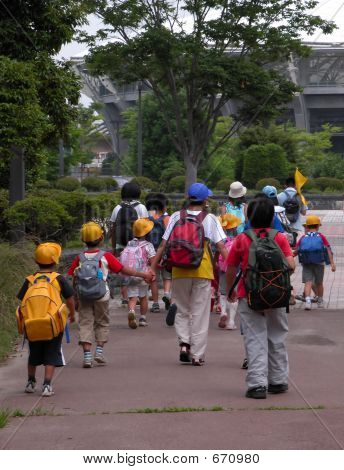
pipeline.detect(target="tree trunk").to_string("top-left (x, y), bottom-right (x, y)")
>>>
top-left (9, 145), bottom-right (25, 242)
top-left (185, 158), bottom-right (198, 193)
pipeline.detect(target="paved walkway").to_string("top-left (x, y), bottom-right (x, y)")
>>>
top-left (0, 210), bottom-right (343, 450)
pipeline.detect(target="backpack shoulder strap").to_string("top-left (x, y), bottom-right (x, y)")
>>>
top-left (268, 229), bottom-right (278, 240)
top-left (26, 274), bottom-right (36, 285)
top-left (284, 190), bottom-right (291, 200)
top-left (196, 210), bottom-right (208, 222)
top-left (131, 201), bottom-right (140, 208)
top-left (180, 209), bottom-right (187, 221)
top-left (93, 250), bottom-right (105, 262)
top-left (79, 252), bottom-right (87, 263)
top-left (244, 229), bottom-right (257, 242)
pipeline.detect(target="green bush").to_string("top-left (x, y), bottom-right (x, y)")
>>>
top-left (102, 177), bottom-right (119, 192)
top-left (33, 179), bottom-right (51, 189)
top-left (314, 177), bottom-right (343, 192)
top-left (215, 178), bottom-right (232, 193)
top-left (131, 176), bottom-right (159, 191)
top-left (0, 190), bottom-right (9, 238)
top-left (160, 164), bottom-right (184, 186)
top-left (55, 176), bottom-right (80, 192)
top-left (0, 243), bottom-right (36, 360)
top-left (303, 178), bottom-right (318, 191)
top-left (168, 176), bottom-right (185, 193)
top-left (81, 176), bottom-right (106, 192)
top-left (4, 196), bottom-right (72, 241)
top-left (255, 178), bottom-right (281, 191)
top-left (242, 143), bottom-right (288, 189)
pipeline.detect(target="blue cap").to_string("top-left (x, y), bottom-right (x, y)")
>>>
top-left (188, 183), bottom-right (213, 201)
top-left (262, 185), bottom-right (277, 199)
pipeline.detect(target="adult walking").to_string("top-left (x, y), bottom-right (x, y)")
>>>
top-left (152, 183), bottom-right (227, 366)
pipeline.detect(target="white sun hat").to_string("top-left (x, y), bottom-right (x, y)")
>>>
top-left (228, 181), bottom-right (247, 199)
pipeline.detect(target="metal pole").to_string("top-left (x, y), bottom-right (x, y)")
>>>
top-left (137, 81), bottom-right (143, 176)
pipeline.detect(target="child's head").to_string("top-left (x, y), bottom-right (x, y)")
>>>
top-left (81, 222), bottom-right (104, 248)
top-left (218, 213), bottom-right (242, 237)
top-left (121, 182), bottom-right (141, 201)
top-left (35, 242), bottom-right (62, 269)
top-left (247, 197), bottom-right (274, 228)
top-left (228, 181), bottom-right (247, 206)
top-left (133, 218), bottom-right (154, 239)
top-left (187, 183), bottom-right (213, 208)
top-left (303, 215), bottom-right (321, 232)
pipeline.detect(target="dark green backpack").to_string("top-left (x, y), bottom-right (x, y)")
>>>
top-left (244, 229), bottom-right (291, 311)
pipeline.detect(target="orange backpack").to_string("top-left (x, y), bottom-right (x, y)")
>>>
top-left (16, 273), bottom-right (67, 342)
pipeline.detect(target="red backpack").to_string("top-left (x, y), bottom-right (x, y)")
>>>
top-left (165, 209), bottom-right (207, 269)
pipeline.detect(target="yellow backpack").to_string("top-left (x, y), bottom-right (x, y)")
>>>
top-left (16, 272), bottom-right (68, 342)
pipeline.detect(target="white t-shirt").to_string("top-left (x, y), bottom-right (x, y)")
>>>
top-left (163, 210), bottom-right (226, 244)
top-left (110, 201), bottom-right (148, 223)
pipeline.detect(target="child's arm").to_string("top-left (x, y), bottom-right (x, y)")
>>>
top-left (121, 266), bottom-right (154, 283)
top-left (65, 296), bottom-right (75, 323)
top-left (326, 246), bottom-right (336, 272)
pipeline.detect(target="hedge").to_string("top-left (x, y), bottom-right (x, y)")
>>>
top-left (55, 176), bottom-right (81, 192)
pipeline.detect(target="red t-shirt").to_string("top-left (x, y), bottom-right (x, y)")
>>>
top-left (68, 250), bottom-right (123, 278)
top-left (227, 229), bottom-right (293, 298)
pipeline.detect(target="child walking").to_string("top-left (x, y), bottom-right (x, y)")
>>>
top-left (68, 222), bottom-right (153, 367)
top-left (294, 215), bottom-right (335, 310)
top-left (121, 218), bottom-right (156, 328)
top-left (217, 214), bottom-right (242, 330)
top-left (17, 243), bottom-right (75, 397)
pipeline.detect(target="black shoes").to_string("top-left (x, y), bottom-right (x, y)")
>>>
top-left (268, 383), bottom-right (289, 394)
top-left (245, 386), bottom-right (267, 399)
top-left (166, 303), bottom-right (177, 326)
top-left (241, 358), bottom-right (248, 369)
top-left (179, 344), bottom-right (191, 363)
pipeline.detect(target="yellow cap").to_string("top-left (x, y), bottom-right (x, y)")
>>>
top-left (81, 222), bottom-right (103, 242)
top-left (303, 215), bottom-right (321, 227)
top-left (218, 213), bottom-right (242, 230)
top-left (35, 242), bottom-right (62, 265)
top-left (133, 218), bottom-right (154, 238)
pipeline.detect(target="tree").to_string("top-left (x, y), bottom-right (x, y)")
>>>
top-left (120, 92), bottom-right (183, 181)
top-left (85, 0), bottom-right (334, 189)
top-left (0, 1), bottom-right (92, 188)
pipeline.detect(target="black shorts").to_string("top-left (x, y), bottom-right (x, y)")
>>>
top-left (28, 333), bottom-right (65, 367)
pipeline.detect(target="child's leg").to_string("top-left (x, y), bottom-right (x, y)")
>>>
top-left (43, 365), bottom-right (55, 384)
top-left (316, 283), bottom-right (324, 298)
top-left (128, 296), bottom-right (138, 312)
top-left (28, 364), bottom-right (36, 381)
top-left (139, 296), bottom-right (148, 316)
top-left (228, 301), bottom-right (238, 329)
top-left (218, 294), bottom-right (228, 328)
top-left (304, 280), bottom-right (312, 297)
top-left (150, 280), bottom-right (159, 303)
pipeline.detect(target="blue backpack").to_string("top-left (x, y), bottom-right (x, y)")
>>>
top-left (146, 215), bottom-right (166, 249)
top-left (298, 232), bottom-right (329, 265)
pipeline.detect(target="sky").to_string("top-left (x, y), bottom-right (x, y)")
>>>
top-left (57, 1), bottom-right (344, 61)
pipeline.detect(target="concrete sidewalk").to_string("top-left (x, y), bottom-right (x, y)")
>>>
top-left (0, 300), bottom-right (343, 450)
top-left (0, 209), bottom-right (343, 450)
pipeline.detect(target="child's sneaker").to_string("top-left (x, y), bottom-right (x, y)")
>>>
top-left (42, 384), bottom-right (54, 397)
top-left (317, 299), bottom-right (325, 308)
top-left (121, 299), bottom-right (128, 306)
top-left (94, 352), bottom-right (107, 364)
top-left (218, 315), bottom-right (227, 329)
top-left (139, 317), bottom-right (148, 327)
top-left (25, 379), bottom-right (36, 393)
top-left (162, 295), bottom-right (171, 311)
top-left (128, 311), bottom-right (137, 329)
top-left (226, 321), bottom-right (237, 330)
top-left (166, 303), bottom-right (177, 326)
top-left (150, 302), bottom-right (160, 313)
top-left (305, 300), bottom-right (312, 310)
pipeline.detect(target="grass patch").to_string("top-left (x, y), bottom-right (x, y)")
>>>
top-left (0, 242), bottom-right (35, 361)
top-left (0, 408), bottom-right (12, 428)
top-left (29, 407), bottom-right (62, 417)
top-left (123, 405), bottom-right (226, 414)
top-left (11, 409), bottom-right (26, 417)
top-left (257, 405), bottom-right (325, 411)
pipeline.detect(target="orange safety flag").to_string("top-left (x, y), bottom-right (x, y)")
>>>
top-left (294, 168), bottom-right (308, 206)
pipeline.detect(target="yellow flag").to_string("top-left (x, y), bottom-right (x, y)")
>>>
top-left (294, 168), bottom-right (308, 206)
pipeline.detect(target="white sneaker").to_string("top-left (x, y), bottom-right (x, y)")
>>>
top-left (305, 301), bottom-right (312, 311)
top-left (94, 353), bottom-right (107, 364)
top-left (25, 380), bottom-right (36, 393)
top-left (226, 321), bottom-right (237, 330)
top-left (317, 300), bottom-right (325, 308)
top-left (42, 384), bottom-right (54, 397)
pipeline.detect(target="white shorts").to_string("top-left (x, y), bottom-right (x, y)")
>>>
top-left (127, 279), bottom-right (149, 298)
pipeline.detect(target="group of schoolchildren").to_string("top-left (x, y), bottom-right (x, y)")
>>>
top-left (16, 178), bottom-right (335, 400)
